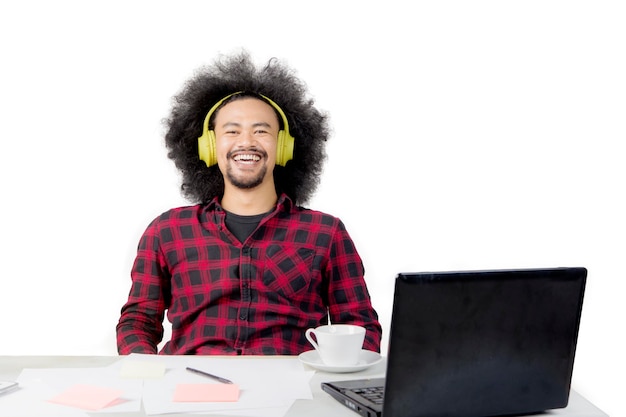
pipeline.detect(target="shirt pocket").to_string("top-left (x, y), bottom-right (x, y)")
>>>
top-left (261, 244), bottom-right (316, 299)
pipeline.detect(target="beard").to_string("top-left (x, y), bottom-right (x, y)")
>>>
top-left (226, 164), bottom-right (268, 189)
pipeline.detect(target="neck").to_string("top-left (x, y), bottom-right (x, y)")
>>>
top-left (221, 183), bottom-right (278, 215)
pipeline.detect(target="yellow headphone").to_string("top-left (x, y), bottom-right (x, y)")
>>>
top-left (197, 92), bottom-right (295, 167)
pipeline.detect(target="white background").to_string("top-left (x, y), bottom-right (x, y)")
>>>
top-left (1, 1), bottom-right (623, 415)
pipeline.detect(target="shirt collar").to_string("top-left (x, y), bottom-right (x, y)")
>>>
top-left (204, 192), bottom-right (295, 215)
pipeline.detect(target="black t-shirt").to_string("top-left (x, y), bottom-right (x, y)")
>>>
top-left (224, 210), bottom-right (271, 243)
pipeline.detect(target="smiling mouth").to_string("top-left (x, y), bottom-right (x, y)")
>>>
top-left (233, 153), bottom-right (261, 163)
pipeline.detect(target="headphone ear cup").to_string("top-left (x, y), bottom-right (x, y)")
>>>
top-left (198, 130), bottom-right (218, 167)
top-left (276, 130), bottom-right (295, 166)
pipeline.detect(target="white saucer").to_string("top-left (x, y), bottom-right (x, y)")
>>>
top-left (298, 349), bottom-right (383, 373)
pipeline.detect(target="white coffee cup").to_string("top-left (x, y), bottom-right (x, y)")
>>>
top-left (305, 324), bottom-right (366, 366)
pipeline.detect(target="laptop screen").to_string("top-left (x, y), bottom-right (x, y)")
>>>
top-left (382, 267), bottom-right (587, 417)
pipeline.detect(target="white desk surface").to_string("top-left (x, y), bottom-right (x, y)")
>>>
top-left (0, 356), bottom-right (607, 417)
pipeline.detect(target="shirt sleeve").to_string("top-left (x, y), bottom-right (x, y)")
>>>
top-left (326, 220), bottom-right (383, 352)
top-left (116, 216), bottom-right (170, 354)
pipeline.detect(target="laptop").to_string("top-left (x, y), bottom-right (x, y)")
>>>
top-left (322, 267), bottom-right (587, 417)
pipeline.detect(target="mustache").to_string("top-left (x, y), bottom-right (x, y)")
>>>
top-left (226, 147), bottom-right (268, 159)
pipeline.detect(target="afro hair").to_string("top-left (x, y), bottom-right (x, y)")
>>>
top-left (164, 51), bottom-right (330, 206)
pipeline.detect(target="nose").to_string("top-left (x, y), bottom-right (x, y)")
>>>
top-left (236, 129), bottom-right (257, 147)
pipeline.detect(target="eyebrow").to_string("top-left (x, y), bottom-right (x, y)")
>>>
top-left (219, 121), bottom-right (273, 129)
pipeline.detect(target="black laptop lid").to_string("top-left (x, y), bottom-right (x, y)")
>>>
top-left (383, 267), bottom-right (587, 417)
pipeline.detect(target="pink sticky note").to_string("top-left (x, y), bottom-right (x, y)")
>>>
top-left (173, 383), bottom-right (240, 402)
top-left (48, 384), bottom-right (124, 410)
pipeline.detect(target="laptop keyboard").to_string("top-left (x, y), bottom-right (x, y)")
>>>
top-left (352, 386), bottom-right (385, 405)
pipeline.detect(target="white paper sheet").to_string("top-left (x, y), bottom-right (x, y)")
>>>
top-left (114, 354), bottom-right (314, 416)
top-left (1, 367), bottom-right (142, 417)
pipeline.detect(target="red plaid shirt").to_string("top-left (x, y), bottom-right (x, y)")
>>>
top-left (117, 194), bottom-right (382, 355)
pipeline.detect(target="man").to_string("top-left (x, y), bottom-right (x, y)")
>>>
top-left (116, 52), bottom-right (382, 355)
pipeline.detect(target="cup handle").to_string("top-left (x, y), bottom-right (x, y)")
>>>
top-left (305, 328), bottom-right (320, 351)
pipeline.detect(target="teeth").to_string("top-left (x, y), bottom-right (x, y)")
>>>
top-left (234, 154), bottom-right (260, 162)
